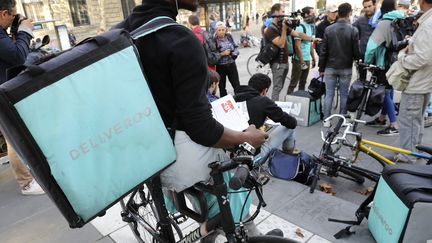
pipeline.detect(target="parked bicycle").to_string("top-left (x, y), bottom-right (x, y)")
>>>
top-left (310, 114), bottom-right (432, 193)
top-left (121, 143), bottom-right (299, 243)
top-left (348, 62), bottom-right (386, 131)
top-left (246, 53), bottom-right (271, 77)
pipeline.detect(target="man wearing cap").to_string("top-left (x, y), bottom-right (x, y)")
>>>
top-left (315, 4), bottom-right (338, 55)
top-left (353, 0), bottom-right (376, 81)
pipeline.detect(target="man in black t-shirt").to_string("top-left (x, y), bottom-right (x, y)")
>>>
top-left (117, 0), bottom-right (268, 233)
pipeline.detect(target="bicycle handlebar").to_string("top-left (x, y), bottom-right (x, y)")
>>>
top-left (356, 61), bottom-right (385, 71)
top-left (321, 114), bottom-right (364, 145)
top-left (229, 164), bottom-right (250, 190)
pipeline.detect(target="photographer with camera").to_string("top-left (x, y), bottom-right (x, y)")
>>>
top-left (265, 4), bottom-right (318, 101)
top-left (1, 0), bottom-right (44, 196)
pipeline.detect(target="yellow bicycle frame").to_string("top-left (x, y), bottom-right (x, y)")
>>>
top-left (354, 139), bottom-right (416, 165)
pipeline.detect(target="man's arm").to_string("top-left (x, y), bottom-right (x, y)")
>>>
top-left (268, 24), bottom-right (287, 48)
top-left (352, 28), bottom-right (361, 61)
top-left (399, 28), bottom-right (432, 71)
top-left (0, 22), bottom-right (33, 66)
top-left (318, 30), bottom-right (329, 73)
top-left (169, 29), bottom-right (267, 149)
top-left (310, 43), bottom-right (316, 67)
top-left (264, 98), bottom-right (297, 129)
top-left (294, 39), bottom-right (304, 63)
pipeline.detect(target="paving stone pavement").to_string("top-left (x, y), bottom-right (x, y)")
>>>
top-left (1, 27), bottom-right (432, 243)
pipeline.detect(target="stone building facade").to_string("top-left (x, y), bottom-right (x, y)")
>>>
top-left (16, 0), bottom-right (140, 50)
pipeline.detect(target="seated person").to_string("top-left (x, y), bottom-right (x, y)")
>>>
top-left (207, 70), bottom-right (220, 102)
top-left (234, 73), bottom-right (298, 163)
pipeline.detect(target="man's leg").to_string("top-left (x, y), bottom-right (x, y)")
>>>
top-left (298, 61), bottom-right (310, 91)
top-left (226, 62), bottom-right (240, 93)
top-left (217, 65), bottom-right (228, 97)
top-left (419, 93), bottom-right (431, 145)
top-left (287, 59), bottom-right (301, 94)
top-left (270, 63), bottom-right (288, 101)
top-left (7, 142), bottom-right (33, 190)
top-left (323, 68), bottom-right (336, 119)
top-left (337, 68), bottom-right (352, 115)
top-left (256, 126), bottom-right (295, 163)
top-left (398, 93), bottom-right (426, 157)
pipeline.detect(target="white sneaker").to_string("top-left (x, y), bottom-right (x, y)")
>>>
top-left (323, 120), bottom-right (331, 128)
top-left (21, 179), bottom-right (45, 196)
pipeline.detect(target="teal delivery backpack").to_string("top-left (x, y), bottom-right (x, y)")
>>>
top-left (0, 17), bottom-right (177, 228)
top-left (330, 164), bottom-right (432, 243)
top-left (368, 164), bottom-right (432, 243)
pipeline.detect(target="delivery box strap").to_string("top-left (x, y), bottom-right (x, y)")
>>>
top-left (131, 16), bottom-right (179, 40)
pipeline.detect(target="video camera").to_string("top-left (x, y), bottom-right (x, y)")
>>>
top-left (9, 14), bottom-right (27, 37)
top-left (393, 11), bottom-right (423, 37)
top-left (271, 11), bottom-right (301, 29)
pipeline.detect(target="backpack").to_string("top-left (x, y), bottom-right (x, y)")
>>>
top-left (0, 17), bottom-right (178, 228)
top-left (268, 149), bottom-right (317, 185)
top-left (256, 24), bottom-right (280, 65)
top-left (287, 23), bottom-right (307, 57)
top-left (347, 80), bottom-right (385, 116)
top-left (200, 30), bottom-right (219, 66)
top-left (307, 76), bottom-right (326, 100)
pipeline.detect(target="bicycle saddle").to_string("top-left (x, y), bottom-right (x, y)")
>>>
top-left (416, 145), bottom-right (432, 155)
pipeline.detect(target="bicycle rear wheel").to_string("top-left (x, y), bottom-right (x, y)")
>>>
top-left (247, 53), bottom-right (271, 76)
top-left (120, 185), bottom-right (182, 243)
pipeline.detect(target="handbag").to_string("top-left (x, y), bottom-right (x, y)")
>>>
top-left (386, 59), bottom-right (412, 91)
top-left (307, 76), bottom-right (326, 100)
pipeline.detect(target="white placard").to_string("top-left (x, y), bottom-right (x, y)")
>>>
top-left (211, 95), bottom-right (249, 132)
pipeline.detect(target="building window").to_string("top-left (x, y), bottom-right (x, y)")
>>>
top-left (121, 0), bottom-right (136, 19)
top-left (69, 0), bottom-right (90, 26)
top-left (22, 0), bottom-right (45, 22)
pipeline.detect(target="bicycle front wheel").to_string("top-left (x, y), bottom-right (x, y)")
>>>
top-left (247, 53), bottom-right (271, 76)
top-left (249, 235), bottom-right (300, 243)
top-left (120, 185), bottom-right (182, 243)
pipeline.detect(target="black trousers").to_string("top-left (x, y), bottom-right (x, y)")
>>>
top-left (216, 62), bottom-right (240, 97)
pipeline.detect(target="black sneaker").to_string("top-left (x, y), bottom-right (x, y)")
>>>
top-left (377, 126), bottom-right (399, 136)
top-left (366, 117), bottom-right (387, 127)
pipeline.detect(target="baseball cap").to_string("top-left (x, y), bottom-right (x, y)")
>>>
top-left (398, 0), bottom-right (410, 7)
top-left (326, 4), bottom-right (338, 13)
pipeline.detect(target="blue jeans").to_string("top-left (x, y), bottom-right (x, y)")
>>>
top-left (323, 68), bottom-right (352, 119)
top-left (255, 125), bottom-right (295, 164)
top-left (381, 89), bottom-right (397, 123)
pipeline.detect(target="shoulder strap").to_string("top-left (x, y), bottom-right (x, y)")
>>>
top-left (130, 16), bottom-right (179, 40)
top-left (300, 23), bottom-right (306, 34)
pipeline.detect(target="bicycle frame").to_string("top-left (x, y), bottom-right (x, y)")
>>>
top-left (123, 147), bottom-right (291, 243)
top-left (353, 137), bottom-right (432, 166)
top-left (323, 114), bottom-right (432, 167)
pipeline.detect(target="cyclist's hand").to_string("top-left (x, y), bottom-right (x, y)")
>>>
top-left (319, 72), bottom-right (324, 77)
top-left (243, 125), bottom-right (268, 148)
top-left (311, 59), bottom-right (316, 68)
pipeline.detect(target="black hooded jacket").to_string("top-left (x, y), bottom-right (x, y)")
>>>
top-left (116, 0), bottom-right (223, 146)
top-left (234, 86), bottom-right (297, 129)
